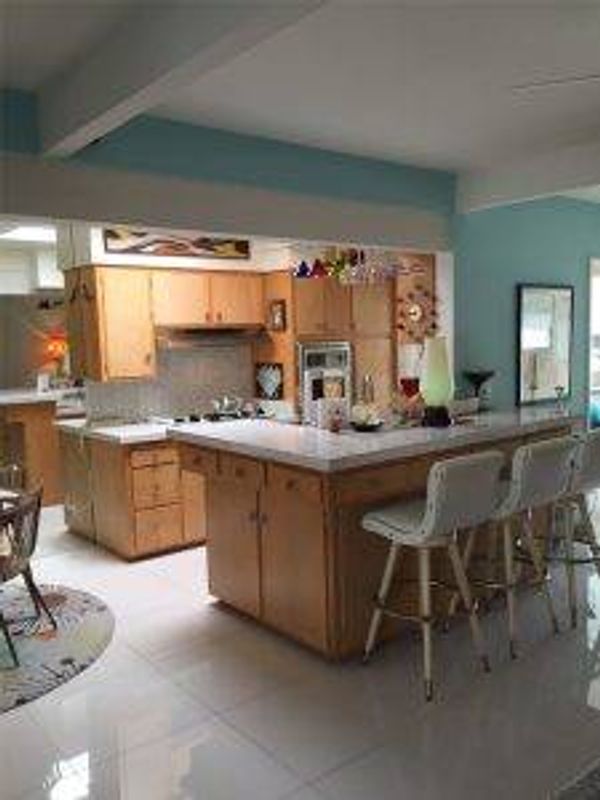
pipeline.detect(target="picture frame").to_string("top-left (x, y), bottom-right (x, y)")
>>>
top-left (267, 299), bottom-right (287, 332)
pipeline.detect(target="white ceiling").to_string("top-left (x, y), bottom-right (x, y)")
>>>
top-left (155, 1), bottom-right (600, 171)
top-left (0, 0), bottom-right (139, 89)
top-left (1, 0), bottom-right (599, 189)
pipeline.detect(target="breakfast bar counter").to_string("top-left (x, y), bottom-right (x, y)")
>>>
top-left (171, 409), bottom-right (577, 659)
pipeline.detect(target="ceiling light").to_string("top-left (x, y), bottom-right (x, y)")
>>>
top-left (0, 225), bottom-right (56, 243)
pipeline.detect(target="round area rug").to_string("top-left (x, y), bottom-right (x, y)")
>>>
top-left (0, 583), bottom-right (114, 714)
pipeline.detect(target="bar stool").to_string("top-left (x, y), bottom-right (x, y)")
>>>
top-left (552, 429), bottom-right (600, 628)
top-left (362, 449), bottom-right (505, 701)
top-left (492, 436), bottom-right (579, 659)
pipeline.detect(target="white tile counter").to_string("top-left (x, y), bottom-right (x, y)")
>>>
top-left (168, 408), bottom-right (578, 473)
top-left (56, 418), bottom-right (169, 445)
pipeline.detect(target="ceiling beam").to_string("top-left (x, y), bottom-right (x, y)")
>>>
top-left (39, 1), bottom-right (324, 156)
top-left (458, 139), bottom-right (600, 212)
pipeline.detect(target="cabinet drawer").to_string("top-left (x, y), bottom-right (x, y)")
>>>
top-left (179, 445), bottom-right (218, 476)
top-left (135, 504), bottom-right (183, 555)
top-left (130, 446), bottom-right (178, 468)
top-left (132, 463), bottom-right (181, 509)
top-left (219, 453), bottom-right (263, 488)
top-left (267, 464), bottom-right (322, 503)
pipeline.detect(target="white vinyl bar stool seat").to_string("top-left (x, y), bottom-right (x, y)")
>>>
top-left (492, 435), bottom-right (579, 658)
top-left (362, 449), bottom-right (505, 701)
top-left (553, 429), bottom-right (600, 627)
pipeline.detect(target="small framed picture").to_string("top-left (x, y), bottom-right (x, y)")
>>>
top-left (268, 299), bottom-right (287, 332)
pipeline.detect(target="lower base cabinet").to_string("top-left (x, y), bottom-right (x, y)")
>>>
top-left (261, 464), bottom-right (328, 651)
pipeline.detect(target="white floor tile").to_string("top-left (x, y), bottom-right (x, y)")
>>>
top-left (6, 505), bottom-right (600, 799)
top-left (23, 719), bottom-right (302, 800)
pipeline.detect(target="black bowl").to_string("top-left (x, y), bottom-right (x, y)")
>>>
top-left (350, 420), bottom-right (383, 433)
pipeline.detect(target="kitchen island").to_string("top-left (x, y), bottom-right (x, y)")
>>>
top-left (170, 409), bottom-right (577, 659)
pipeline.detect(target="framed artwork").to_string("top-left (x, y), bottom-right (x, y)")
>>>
top-left (517, 284), bottom-right (574, 405)
top-left (103, 227), bottom-right (250, 259)
top-left (255, 363), bottom-right (284, 400)
top-left (267, 299), bottom-right (287, 332)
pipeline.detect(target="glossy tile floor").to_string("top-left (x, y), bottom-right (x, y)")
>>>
top-left (3, 506), bottom-right (600, 799)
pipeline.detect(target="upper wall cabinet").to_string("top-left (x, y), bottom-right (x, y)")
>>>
top-left (66, 266), bottom-right (156, 382)
top-left (151, 271), bottom-right (264, 327)
top-left (294, 277), bottom-right (352, 338)
top-left (351, 282), bottom-right (393, 337)
top-left (210, 273), bottom-right (264, 326)
top-left (152, 271), bottom-right (211, 327)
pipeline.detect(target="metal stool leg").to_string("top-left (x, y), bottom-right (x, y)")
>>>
top-left (363, 542), bottom-right (400, 662)
top-left (448, 539), bottom-right (490, 673)
top-left (22, 567), bottom-right (57, 630)
top-left (418, 547), bottom-right (434, 701)
top-left (564, 505), bottom-right (578, 628)
top-left (522, 510), bottom-right (560, 635)
top-left (503, 519), bottom-right (518, 659)
top-left (0, 610), bottom-right (18, 668)
top-left (446, 528), bottom-right (477, 621)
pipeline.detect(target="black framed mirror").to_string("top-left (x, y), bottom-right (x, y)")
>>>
top-left (517, 284), bottom-right (574, 406)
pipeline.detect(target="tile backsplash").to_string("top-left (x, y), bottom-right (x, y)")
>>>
top-left (86, 337), bottom-right (253, 421)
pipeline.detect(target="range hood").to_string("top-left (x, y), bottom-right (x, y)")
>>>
top-left (156, 327), bottom-right (262, 350)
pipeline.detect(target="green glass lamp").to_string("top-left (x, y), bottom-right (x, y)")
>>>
top-left (421, 336), bottom-right (454, 427)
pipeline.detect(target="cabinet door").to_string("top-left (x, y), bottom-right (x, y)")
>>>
top-left (354, 337), bottom-right (394, 408)
top-left (135, 504), bottom-right (183, 555)
top-left (206, 474), bottom-right (261, 616)
top-left (182, 469), bottom-right (207, 544)
top-left (64, 270), bottom-right (85, 381)
top-left (351, 282), bottom-right (393, 336)
top-left (152, 271), bottom-right (211, 326)
top-left (294, 279), bottom-right (326, 336)
top-left (210, 273), bottom-right (264, 325)
top-left (262, 465), bottom-right (328, 650)
top-left (325, 278), bottom-right (352, 336)
top-left (97, 268), bottom-right (156, 379)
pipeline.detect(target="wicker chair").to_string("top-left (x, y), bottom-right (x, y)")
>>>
top-left (0, 486), bottom-right (56, 668)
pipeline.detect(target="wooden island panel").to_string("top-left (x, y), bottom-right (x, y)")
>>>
top-left (179, 420), bottom-right (571, 660)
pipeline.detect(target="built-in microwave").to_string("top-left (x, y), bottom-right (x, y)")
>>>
top-left (297, 341), bottom-right (352, 423)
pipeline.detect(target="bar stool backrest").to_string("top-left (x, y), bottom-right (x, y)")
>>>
top-left (571, 429), bottom-right (600, 494)
top-left (421, 450), bottom-right (505, 540)
top-left (498, 436), bottom-right (578, 517)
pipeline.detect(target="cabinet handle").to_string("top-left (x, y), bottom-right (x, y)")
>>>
top-left (260, 513), bottom-right (268, 526)
top-left (285, 479), bottom-right (296, 491)
top-left (144, 353), bottom-right (153, 365)
top-left (216, 312), bottom-right (223, 323)
top-left (249, 510), bottom-right (258, 524)
top-left (205, 311), bottom-right (211, 322)
top-left (234, 467), bottom-right (244, 479)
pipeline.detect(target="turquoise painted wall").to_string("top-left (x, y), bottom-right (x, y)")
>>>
top-left (73, 115), bottom-right (455, 217)
top-left (455, 198), bottom-right (600, 411)
top-left (0, 89), bottom-right (39, 153)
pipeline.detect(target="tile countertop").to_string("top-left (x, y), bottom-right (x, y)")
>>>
top-left (0, 389), bottom-right (67, 407)
top-left (56, 418), bottom-right (169, 445)
top-left (168, 408), bottom-right (580, 473)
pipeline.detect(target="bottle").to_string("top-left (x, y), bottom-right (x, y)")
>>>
top-left (361, 374), bottom-right (375, 405)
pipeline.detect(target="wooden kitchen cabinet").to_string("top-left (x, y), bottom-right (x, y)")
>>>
top-left (354, 337), bottom-right (394, 407)
top-left (210, 272), bottom-right (264, 326)
top-left (262, 465), bottom-right (328, 650)
top-left (294, 277), bottom-right (352, 337)
top-left (206, 456), bottom-right (262, 616)
top-left (351, 282), bottom-right (393, 336)
top-left (66, 266), bottom-right (155, 381)
top-left (152, 270), bottom-right (211, 326)
top-left (84, 439), bottom-right (195, 559)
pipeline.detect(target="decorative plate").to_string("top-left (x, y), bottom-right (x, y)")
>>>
top-left (255, 362), bottom-right (284, 400)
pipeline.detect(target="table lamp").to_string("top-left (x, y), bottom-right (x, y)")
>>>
top-left (421, 336), bottom-right (453, 427)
